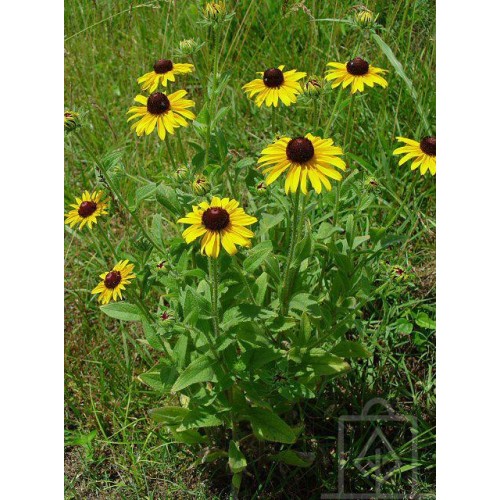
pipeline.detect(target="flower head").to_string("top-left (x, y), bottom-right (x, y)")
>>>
top-left (64, 110), bottom-right (80, 132)
top-left (353, 5), bottom-right (375, 26)
top-left (137, 59), bottom-right (195, 93)
top-left (242, 65), bottom-right (306, 107)
top-left (92, 260), bottom-right (136, 304)
top-left (393, 136), bottom-right (436, 176)
top-left (127, 90), bottom-right (195, 140)
top-left (258, 133), bottom-right (346, 195)
top-left (65, 190), bottom-right (109, 230)
top-left (325, 57), bottom-right (388, 94)
top-left (204, 2), bottom-right (226, 19)
top-left (178, 197), bottom-right (257, 258)
top-left (192, 175), bottom-right (210, 195)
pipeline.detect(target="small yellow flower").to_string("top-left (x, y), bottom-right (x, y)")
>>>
top-left (137, 59), bottom-right (195, 93)
top-left (192, 175), bottom-right (210, 195)
top-left (92, 260), bottom-right (136, 305)
top-left (354, 5), bottom-right (375, 25)
top-left (65, 190), bottom-right (109, 230)
top-left (178, 197), bottom-right (257, 259)
top-left (127, 90), bottom-right (195, 140)
top-left (242, 65), bottom-right (306, 108)
top-left (204, 2), bottom-right (226, 19)
top-left (393, 136), bottom-right (436, 176)
top-left (64, 110), bottom-right (79, 132)
top-left (258, 133), bottom-right (346, 195)
top-left (325, 57), bottom-right (388, 94)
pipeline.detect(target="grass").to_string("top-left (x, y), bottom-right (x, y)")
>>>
top-left (64, 0), bottom-right (435, 497)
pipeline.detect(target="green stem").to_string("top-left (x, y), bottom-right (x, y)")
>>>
top-left (165, 134), bottom-right (177, 169)
top-left (74, 132), bottom-right (164, 255)
top-left (208, 257), bottom-right (221, 338)
top-left (177, 132), bottom-right (188, 164)
top-left (271, 106), bottom-right (276, 135)
top-left (323, 88), bottom-right (344, 136)
top-left (281, 189), bottom-right (302, 315)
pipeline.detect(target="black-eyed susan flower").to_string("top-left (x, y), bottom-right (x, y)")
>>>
top-left (325, 57), bottom-right (388, 94)
top-left (92, 260), bottom-right (136, 305)
top-left (257, 133), bottom-right (346, 195)
top-left (178, 197), bottom-right (257, 258)
top-left (242, 66), bottom-right (306, 107)
top-left (65, 190), bottom-right (109, 230)
top-left (393, 136), bottom-right (436, 176)
top-left (64, 110), bottom-right (79, 132)
top-left (137, 59), bottom-right (195, 93)
top-left (192, 174), bottom-right (210, 195)
top-left (127, 90), bottom-right (195, 140)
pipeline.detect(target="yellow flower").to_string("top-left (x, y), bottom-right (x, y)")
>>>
top-left (354, 6), bottom-right (375, 25)
top-left (178, 197), bottom-right (257, 258)
top-left (92, 260), bottom-right (136, 305)
top-left (242, 65), bottom-right (306, 108)
top-left (127, 90), bottom-right (195, 139)
top-left (393, 136), bottom-right (436, 176)
top-left (204, 2), bottom-right (226, 19)
top-left (137, 59), bottom-right (194, 93)
top-left (325, 57), bottom-right (388, 94)
top-left (257, 133), bottom-right (346, 195)
top-left (65, 190), bottom-right (109, 230)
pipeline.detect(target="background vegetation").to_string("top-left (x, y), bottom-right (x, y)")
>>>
top-left (64, 0), bottom-right (435, 497)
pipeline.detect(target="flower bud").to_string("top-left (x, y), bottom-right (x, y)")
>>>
top-left (303, 77), bottom-right (322, 95)
top-left (173, 165), bottom-right (189, 181)
top-left (64, 110), bottom-right (80, 132)
top-left (179, 38), bottom-right (198, 56)
top-left (256, 181), bottom-right (267, 193)
top-left (192, 175), bottom-right (210, 195)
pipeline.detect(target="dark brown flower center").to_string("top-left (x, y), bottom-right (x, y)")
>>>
top-left (154, 59), bottom-right (173, 74)
top-left (420, 136), bottom-right (436, 156)
top-left (104, 270), bottom-right (122, 289)
top-left (346, 57), bottom-right (369, 76)
top-left (202, 207), bottom-right (230, 231)
top-left (147, 92), bottom-right (170, 115)
top-left (286, 137), bottom-right (315, 163)
top-left (263, 68), bottom-right (284, 88)
top-left (78, 201), bottom-right (97, 217)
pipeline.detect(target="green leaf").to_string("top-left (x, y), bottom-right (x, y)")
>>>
top-left (171, 355), bottom-right (217, 392)
top-left (247, 408), bottom-right (296, 444)
top-left (100, 302), bottom-right (143, 322)
top-left (371, 32), bottom-right (430, 131)
top-left (142, 321), bottom-right (164, 350)
top-left (156, 185), bottom-right (182, 216)
top-left (243, 240), bottom-right (273, 273)
top-left (138, 363), bottom-right (177, 392)
top-left (300, 349), bottom-right (351, 376)
top-left (268, 450), bottom-right (315, 468)
top-left (150, 406), bottom-right (190, 424)
top-left (415, 312), bottom-right (436, 330)
top-left (260, 212), bottom-right (284, 232)
top-left (170, 428), bottom-right (207, 445)
top-left (228, 440), bottom-right (247, 473)
top-left (176, 407), bottom-right (224, 431)
top-left (221, 304), bottom-right (276, 329)
top-left (331, 341), bottom-right (371, 359)
top-left (132, 183), bottom-right (157, 211)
